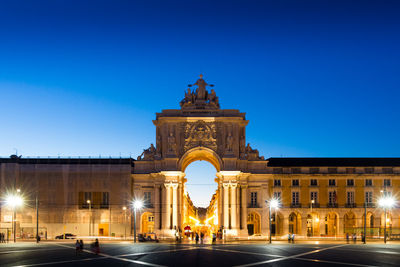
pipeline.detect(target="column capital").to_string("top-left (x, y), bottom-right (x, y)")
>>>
top-left (160, 171), bottom-right (185, 181)
top-left (164, 182), bottom-right (179, 188)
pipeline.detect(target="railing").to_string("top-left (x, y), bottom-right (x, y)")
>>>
top-left (364, 203), bottom-right (375, 208)
top-left (327, 203), bottom-right (338, 208)
top-left (290, 203), bottom-right (302, 208)
top-left (248, 204), bottom-right (261, 208)
top-left (309, 203), bottom-right (320, 208)
top-left (345, 203), bottom-right (357, 208)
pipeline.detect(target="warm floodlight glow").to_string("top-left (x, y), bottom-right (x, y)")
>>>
top-left (6, 194), bottom-right (24, 208)
top-left (315, 218), bottom-right (320, 223)
top-left (205, 215), bottom-right (215, 224)
top-left (133, 199), bottom-right (143, 210)
top-left (378, 196), bottom-right (395, 208)
top-left (270, 199), bottom-right (279, 209)
top-left (122, 206), bottom-right (127, 211)
top-left (86, 199), bottom-right (91, 204)
top-left (189, 216), bottom-right (200, 223)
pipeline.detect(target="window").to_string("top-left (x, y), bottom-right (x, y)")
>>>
top-left (250, 192), bottom-right (257, 207)
top-left (346, 168), bottom-right (355, 174)
top-left (292, 192), bottom-right (299, 205)
top-left (310, 192), bottom-right (318, 203)
top-left (310, 179), bottom-right (318, 186)
top-left (347, 179), bottom-right (354, 186)
top-left (144, 192), bottom-right (152, 206)
top-left (365, 168), bottom-right (374, 174)
top-left (328, 179), bottom-right (336, 186)
top-left (274, 179), bottom-right (281, 187)
top-left (273, 191), bottom-right (281, 200)
top-left (328, 168), bottom-right (337, 174)
top-left (101, 192), bottom-right (109, 208)
top-left (347, 191), bottom-right (354, 204)
top-left (292, 168), bottom-right (301, 174)
top-left (382, 168), bottom-right (393, 174)
top-left (310, 168), bottom-right (319, 174)
top-left (365, 179), bottom-right (372, 187)
top-left (328, 191), bottom-right (337, 204)
top-left (148, 215), bottom-right (154, 222)
top-left (384, 179), bottom-right (391, 187)
top-left (365, 192), bottom-right (372, 204)
top-left (292, 179), bottom-right (299, 186)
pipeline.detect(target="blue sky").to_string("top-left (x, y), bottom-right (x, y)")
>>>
top-left (1, 0), bottom-right (399, 206)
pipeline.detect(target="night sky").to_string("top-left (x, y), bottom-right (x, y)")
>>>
top-left (1, 0), bottom-right (399, 206)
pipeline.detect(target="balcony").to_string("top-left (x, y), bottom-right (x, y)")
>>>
top-left (144, 203), bottom-right (154, 209)
top-left (364, 203), bottom-right (375, 208)
top-left (327, 203), bottom-right (338, 208)
top-left (248, 203), bottom-right (261, 208)
top-left (100, 204), bottom-right (109, 209)
top-left (309, 203), bottom-right (320, 208)
top-left (345, 203), bottom-right (357, 208)
top-left (290, 203), bottom-right (302, 208)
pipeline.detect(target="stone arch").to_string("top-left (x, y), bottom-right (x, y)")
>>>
top-left (141, 212), bottom-right (155, 234)
top-left (361, 212), bottom-right (375, 236)
top-left (326, 212), bottom-right (339, 236)
top-left (344, 211), bottom-right (357, 234)
top-left (288, 211), bottom-right (301, 234)
top-left (179, 147), bottom-right (223, 172)
top-left (247, 211), bottom-right (261, 236)
top-left (306, 212), bottom-right (320, 236)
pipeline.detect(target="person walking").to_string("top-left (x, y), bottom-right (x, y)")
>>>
top-left (93, 239), bottom-right (100, 255)
top-left (288, 234), bottom-right (291, 243)
top-left (346, 233), bottom-right (349, 244)
top-left (353, 233), bottom-right (357, 244)
top-left (212, 232), bottom-right (216, 244)
top-left (195, 233), bottom-right (199, 244)
top-left (75, 240), bottom-right (80, 255)
top-left (200, 232), bottom-right (204, 244)
top-left (291, 233), bottom-right (295, 243)
top-left (79, 240), bottom-right (84, 252)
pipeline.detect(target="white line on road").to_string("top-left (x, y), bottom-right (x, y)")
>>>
top-left (296, 257), bottom-right (378, 267)
top-left (233, 244), bottom-right (349, 267)
top-left (11, 256), bottom-right (109, 267)
top-left (200, 247), bottom-right (284, 258)
top-left (53, 243), bottom-right (167, 267)
top-left (0, 248), bottom-right (66, 254)
top-left (117, 246), bottom-right (198, 257)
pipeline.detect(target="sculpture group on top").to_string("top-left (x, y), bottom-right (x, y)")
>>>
top-left (180, 74), bottom-right (220, 109)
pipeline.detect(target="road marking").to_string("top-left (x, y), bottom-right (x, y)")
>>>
top-left (296, 257), bottom-right (378, 267)
top-left (11, 256), bottom-right (109, 267)
top-left (233, 244), bottom-right (349, 267)
top-left (201, 247), bottom-right (284, 258)
top-left (118, 246), bottom-right (198, 257)
top-left (53, 243), bottom-right (166, 267)
top-left (0, 248), bottom-right (66, 254)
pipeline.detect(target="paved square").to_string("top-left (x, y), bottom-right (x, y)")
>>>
top-left (0, 242), bottom-right (399, 266)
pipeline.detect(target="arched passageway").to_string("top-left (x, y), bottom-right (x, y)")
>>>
top-left (247, 212), bottom-right (261, 236)
top-left (307, 213), bottom-right (320, 236)
top-left (288, 212), bottom-right (301, 234)
top-left (141, 212), bottom-right (155, 233)
top-left (344, 211), bottom-right (356, 234)
top-left (326, 212), bottom-right (339, 236)
top-left (271, 212), bottom-right (283, 236)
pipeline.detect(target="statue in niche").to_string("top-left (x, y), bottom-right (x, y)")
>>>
top-left (226, 132), bottom-right (234, 152)
top-left (168, 132), bottom-right (177, 154)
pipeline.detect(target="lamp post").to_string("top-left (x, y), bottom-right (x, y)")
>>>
top-left (311, 199), bottom-right (315, 237)
top-left (6, 189), bottom-right (24, 243)
top-left (132, 200), bottom-right (143, 243)
top-left (123, 206), bottom-right (127, 240)
top-left (87, 200), bottom-right (91, 236)
top-left (266, 199), bottom-right (279, 244)
top-left (378, 194), bottom-right (395, 244)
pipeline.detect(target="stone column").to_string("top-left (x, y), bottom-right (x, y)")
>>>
top-left (164, 183), bottom-right (171, 230)
top-left (282, 215), bottom-right (289, 236)
top-left (319, 213), bottom-right (326, 236)
top-left (230, 183), bottom-right (238, 229)
top-left (301, 213), bottom-right (308, 237)
top-left (155, 184), bottom-right (161, 230)
top-left (223, 183), bottom-right (230, 229)
top-left (172, 183), bottom-right (179, 229)
top-left (241, 185), bottom-right (248, 233)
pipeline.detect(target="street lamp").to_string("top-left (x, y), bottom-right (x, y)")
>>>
top-left (5, 191), bottom-right (24, 243)
top-left (123, 206), bottom-right (127, 240)
top-left (87, 200), bottom-right (91, 236)
top-left (132, 199), bottom-right (143, 243)
top-left (378, 195), bottom-right (395, 243)
top-left (266, 198), bottom-right (279, 244)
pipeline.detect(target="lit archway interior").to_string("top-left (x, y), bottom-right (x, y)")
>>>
top-left (182, 160), bottom-right (219, 238)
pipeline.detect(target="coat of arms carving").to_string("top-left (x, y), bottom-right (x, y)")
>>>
top-left (183, 120), bottom-right (217, 152)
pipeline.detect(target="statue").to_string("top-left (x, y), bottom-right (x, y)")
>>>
top-left (156, 134), bottom-right (162, 155)
top-left (137, 144), bottom-right (156, 160)
top-left (185, 88), bottom-right (192, 103)
top-left (188, 74), bottom-right (214, 101)
top-left (168, 132), bottom-right (177, 154)
top-left (226, 133), bottom-right (233, 152)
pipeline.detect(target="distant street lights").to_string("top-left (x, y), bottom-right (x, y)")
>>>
top-left (6, 189), bottom-right (24, 243)
top-left (378, 194), bottom-right (395, 244)
top-left (266, 198), bottom-right (279, 244)
top-left (132, 199), bottom-right (143, 243)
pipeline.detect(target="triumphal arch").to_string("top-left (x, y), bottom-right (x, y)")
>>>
top-left (133, 75), bottom-right (268, 238)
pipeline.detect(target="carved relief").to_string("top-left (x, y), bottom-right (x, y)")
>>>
top-left (183, 120), bottom-right (217, 152)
